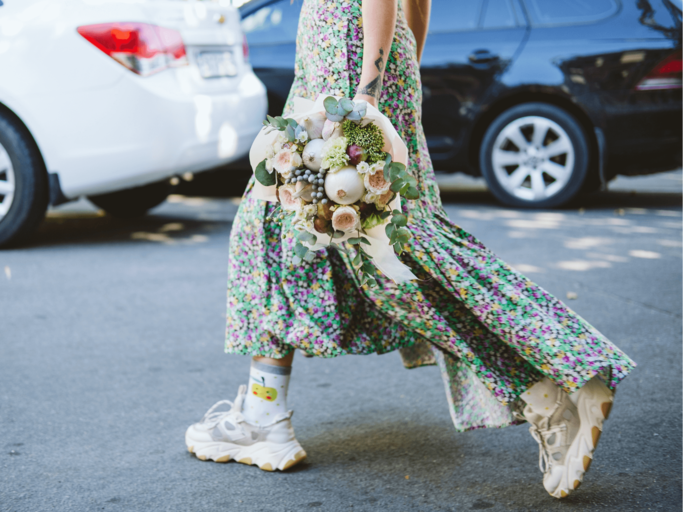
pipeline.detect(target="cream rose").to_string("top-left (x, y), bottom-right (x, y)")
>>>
top-left (279, 184), bottom-right (302, 211)
top-left (369, 161), bottom-right (385, 175)
top-left (274, 149), bottom-right (302, 174)
top-left (331, 206), bottom-right (359, 233)
top-left (375, 189), bottom-right (394, 208)
top-left (364, 169), bottom-right (391, 193)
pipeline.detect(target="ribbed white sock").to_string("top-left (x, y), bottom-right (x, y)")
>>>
top-left (242, 360), bottom-right (291, 426)
top-left (520, 377), bottom-right (560, 417)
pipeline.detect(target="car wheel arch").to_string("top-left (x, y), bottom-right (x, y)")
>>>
top-left (0, 102), bottom-right (48, 180)
top-left (467, 91), bottom-right (600, 182)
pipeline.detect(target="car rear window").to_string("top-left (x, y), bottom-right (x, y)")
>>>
top-left (429, 0), bottom-right (483, 33)
top-left (482, 0), bottom-right (519, 29)
top-left (242, 0), bottom-right (302, 46)
top-left (429, 0), bottom-right (521, 33)
top-left (524, 0), bottom-right (620, 26)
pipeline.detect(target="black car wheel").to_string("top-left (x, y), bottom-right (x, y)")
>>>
top-left (480, 103), bottom-right (590, 208)
top-left (0, 112), bottom-right (48, 247)
top-left (88, 180), bottom-right (173, 219)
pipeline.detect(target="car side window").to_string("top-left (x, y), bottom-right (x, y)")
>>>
top-left (241, 0), bottom-right (302, 46)
top-left (524, 0), bottom-right (620, 26)
top-left (429, 0), bottom-right (484, 33)
top-left (482, 0), bottom-right (518, 29)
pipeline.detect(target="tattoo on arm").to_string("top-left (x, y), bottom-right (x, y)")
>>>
top-left (359, 48), bottom-right (385, 101)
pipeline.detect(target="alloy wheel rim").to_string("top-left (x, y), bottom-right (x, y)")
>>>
top-left (0, 142), bottom-right (15, 220)
top-left (491, 116), bottom-right (575, 202)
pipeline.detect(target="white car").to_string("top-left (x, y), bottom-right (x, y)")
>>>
top-left (0, 0), bottom-right (267, 246)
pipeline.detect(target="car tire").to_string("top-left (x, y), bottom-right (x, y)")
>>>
top-left (88, 180), bottom-right (173, 219)
top-left (0, 113), bottom-right (49, 248)
top-left (479, 103), bottom-right (590, 208)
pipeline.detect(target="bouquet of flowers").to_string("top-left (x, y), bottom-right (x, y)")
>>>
top-left (249, 94), bottom-right (418, 286)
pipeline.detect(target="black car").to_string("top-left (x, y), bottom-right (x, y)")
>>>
top-left (240, 0), bottom-right (682, 208)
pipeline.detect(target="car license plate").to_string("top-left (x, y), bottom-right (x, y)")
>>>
top-left (196, 51), bottom-right (237, 79)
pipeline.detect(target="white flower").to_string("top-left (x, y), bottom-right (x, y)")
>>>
top-left (296, 130), bottom-right (309, 143)
top-left (362, 192), bottom-right (379, 204)
top-left (356, 161), bottom-right (370, 174)
top-left (302, 204), bottom-right (318, 218)
top-left (278, 184), bottom-right (302, 211)
top-left (271, 132), bottom-right (286, 154)
top-left (331, 206), bottom-right (360, 233)
top-left (265, 158), bottom-right (274, 173)
top-left (265, 146), bottom-right (276, 159)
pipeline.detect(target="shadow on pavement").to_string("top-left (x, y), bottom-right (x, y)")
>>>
top-left (25, 212), bottom-right (225, 249)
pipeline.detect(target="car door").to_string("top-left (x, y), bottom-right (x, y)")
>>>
top-left (241, 0), bottom-right (302, 117)
top-left (420, 0), bottom-right (528, 170)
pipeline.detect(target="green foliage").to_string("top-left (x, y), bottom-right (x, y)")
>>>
top-left (346, 235), bottom-right (380, 288)
top-left (383, 160), bottom-right (419, 200)
top-left (254, 159), bottom-right (275, 186)
top-left (342, 120), bottom-right (386, 164)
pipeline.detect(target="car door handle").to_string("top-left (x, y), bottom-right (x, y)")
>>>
top-left (468, 49), bottom-right (499, 64)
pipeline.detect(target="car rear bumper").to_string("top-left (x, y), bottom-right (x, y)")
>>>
top-left (29, 69), bottom-right (267, 199)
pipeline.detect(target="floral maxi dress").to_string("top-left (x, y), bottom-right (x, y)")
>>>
top-left (225, 0), bottom-right (635, 431)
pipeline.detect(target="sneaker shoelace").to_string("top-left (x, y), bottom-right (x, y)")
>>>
top-left (198, 385), bottom-right (247, 428)
top-left (529, 422), bottom-right (566, 474)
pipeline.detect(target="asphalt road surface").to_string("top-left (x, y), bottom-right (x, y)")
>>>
top-left (1, 171), bottom-right (681, 512)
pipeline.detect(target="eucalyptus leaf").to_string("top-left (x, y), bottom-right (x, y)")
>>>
top-left (380, 211), bottom-right (392, 220)
top-left (404, 186), bottom-right (420, 200)
top-left (391, 213), bottom-right (408, 227)
top-left (254, 159), bottom-right (275, 186)
top-left (362, 261), bottom-right (375, 274)
top-left (346, 237), bottom-right (362, 245)
top-left (332, 230), bottom-right (345, 239)
top-left (294, 242), bottom-right (309, 258)
top-left (285, 125), bottom-right (296, 142)
top-left (303, 251), bottom-right (316, 262)
top-left (390, 178), bottom-right (406, 193)
top-left (346, 110), bottom-right (361, 121)
top-left (325, 112), bottom-right (344, 123)
top-left (385, 223), bottom-right (395, 238)
top-left (352, 253), bottom-right (362, 267)
top-left (359, 237), bottom-right (371, 245)
top-left (339, 97), bottom-right (354, 112)
top-left (292, 255), bottom-right (302, 265)
top-left (287, 118), bottom-right (298, 128)
top-left (388, 165), bottom-right (402, 182)
top-left (323, 96), bottom-right (338, 113)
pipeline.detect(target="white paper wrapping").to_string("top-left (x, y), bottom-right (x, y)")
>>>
top-left (249, 94), bottom-right (417, 283)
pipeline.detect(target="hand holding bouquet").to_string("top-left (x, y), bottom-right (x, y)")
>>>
top-left (249, 95), bottom-right (418, 286)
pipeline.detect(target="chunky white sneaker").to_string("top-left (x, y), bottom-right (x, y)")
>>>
top-left (185, 385), bottom-right (307, 471)
top-left (522, 377), bottom-right (614, 498)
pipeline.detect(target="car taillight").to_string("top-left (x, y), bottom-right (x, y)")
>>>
top-left (77, 22), bottom-right (188, 77)
top-left (636, 50), bottom-right (682, 90)
top-left (242, 33), bottom-right (249, 62)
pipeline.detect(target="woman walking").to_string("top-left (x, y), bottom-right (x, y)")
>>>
top-left (186, 0), bottom-right (635, 499)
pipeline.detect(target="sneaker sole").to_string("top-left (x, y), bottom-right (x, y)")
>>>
top-left (186, 432), bottom-right (306, 471)
top-left (551, 377), bottom-right (614, 499)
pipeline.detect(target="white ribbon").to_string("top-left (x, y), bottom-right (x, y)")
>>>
top-left (249, 94), bottom-right (417, 283)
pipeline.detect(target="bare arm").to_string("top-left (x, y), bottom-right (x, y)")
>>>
top-left (354, 0), bottom-right (398, 108)
top-left (403, 0), bottom-right (430, 65)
